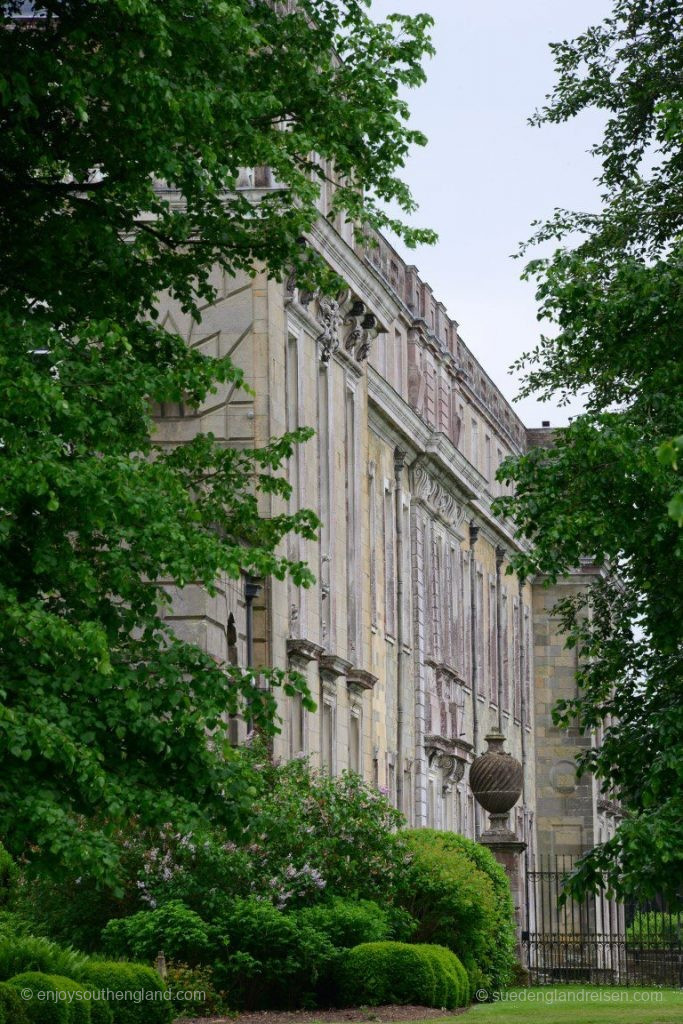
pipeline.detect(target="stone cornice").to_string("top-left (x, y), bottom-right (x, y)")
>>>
top-left (346, 668), bottom-right (378, 691)
top-left (287, 638), bottom-right (324, 665)
top-left (597, 796), bottom-right (622, 819)
top-left (368, 368), bottom-right (530, 553)
top-left (530, 562), bottom-right (609, 587)
top-left (425, 660), bottom-right (468, 689)
top-left (425, 734), bottom-right (473, 762)
top-left (425, 734), bottom-right (473, 793)
top-left (469, 498), bottom-right (528, 554)
top-left (307, 219), bottom-right (401, 332)
top-left (319, 653), bottom-right (353, 678)
top-left (363, 234), bottom-right (528, 451)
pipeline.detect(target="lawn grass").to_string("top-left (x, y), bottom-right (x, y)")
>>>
top-left (437, 987), bottom-right (683, 1024)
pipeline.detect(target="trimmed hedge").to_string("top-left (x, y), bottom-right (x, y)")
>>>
top-left (339, 942), bottom-right (433, 1007)
top-left (414, 944), bottom-right (469, 1008)
top-left (339, 941), bottom-right (468, 1009)
top-left (397, 829), bottom-right (516, 991)
top-left (0, 980), bottom-right (30, 1024)
top-left (0, 936), bottom-right (89, 983)
top-left (76, 962), bottom-right (172, 1024)
top-left (82, 991), bottom-right (113, 1024)
top-left (7, 972), bottom-right (91, 1024)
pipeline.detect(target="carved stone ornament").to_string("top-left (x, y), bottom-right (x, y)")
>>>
top-left (440, 754), bottom-right (466, 793)
top-left (356, 314), bottom-right (378, 361)
top-left (470, 729), bottom-right (523, 830)
top-left (344, 300), bottom-right (379, 363)
top-left (313, 291), bottom-right (380, 365)
top-left (344, 299), bottom-right (365, 353)
top-left (597, 795), bottom-right (621, 818)
top-left (425, 734), bottom-right (471, 794)
top-left (412, 465), bottom-right (463, 527)
top-left (315, 294), bottom-right (344, 364)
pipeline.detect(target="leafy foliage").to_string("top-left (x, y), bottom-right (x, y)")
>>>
top-left (0, 848), bottom-right (15, 911)
top-left (296, 898), bottom-right (393, 950)
top-left (232, 756), bottom-right (409, 908)
top-left (495, 0), bottom-right (683, 903)
top-left (0, 0), bottom-right (436, 323)
top-left (414, 944), bottom-right (470, 1008)
top-left (99, 894), bottom-right (406, 1009)
top-left (212, 896), bottom-right (337, 1009)
top-left (0, 312), bottom-right (316, 884)
top-left (625, 910), bottom-right (683, 950)
top-left (0, 0), bottom-right (434, 886)
top-left (0, 935), bottom-right (90, 984)
top-left (101, 901), bottom-right (213, 967)
top-left (125, 754), bottom-right (408, 917)
top-left (163, 962), bottom-right (226, 1019)
top-left (16, 754), bottom-right (409, 950)
top-left (395, 829), bottom-right (516, 992)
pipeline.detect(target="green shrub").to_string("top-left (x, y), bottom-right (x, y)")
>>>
top-left (164, 962), bottom-right (226, 1019)
top-left (214, 897), bottom-right (336, 1009)
top-left (238, 759), bottom-right (407, 908)
top-left (7, 972), bottom-right (91, 1024)
top-left (395, 829), bottom-right (516, 992)
top-left (414, 945), bottom-right (469, 1008)
top-left (82, 993), bottom-right (113, 1024)
top-left (339, 941), bottom-right (438, 1008)
top-left (101, 901), bottom-right (213, 966)
top-left (129, 756), bottom-right (407, 917)
top-left (0, 911), bottom-right (33, 939)
top-left (295, 898), bottom-right (390, 949)
top-left (0, 981), bottom-right (30, 1024)
top-left (383, 905), bottom-right (419, 942)
top-left (76, 962), bottom-right (172, 1024)
top-left (626, 910), bottom-right (683, 949)
top-left (0, 848), bottom-right (16, 911)
top-left (14, 870), bottom-right (138, 955)
top-left (0, 936), bottom-right (89, 983)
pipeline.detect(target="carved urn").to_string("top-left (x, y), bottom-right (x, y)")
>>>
top-left (470, 729), bottom-right (523, 832)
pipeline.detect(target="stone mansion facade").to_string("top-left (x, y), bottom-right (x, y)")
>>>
top-left (154, 184), bottom-right (619, 872)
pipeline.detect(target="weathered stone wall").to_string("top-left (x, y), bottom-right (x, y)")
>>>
top-left (532, 565), bottom-right (609, 858)
top-left (152, 203), bottom-right (599, 860)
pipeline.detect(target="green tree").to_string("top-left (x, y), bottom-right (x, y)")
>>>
top-left (496, 0), bottom-right (683, 903)
top-left (0, 0), bottom-right (434, 886)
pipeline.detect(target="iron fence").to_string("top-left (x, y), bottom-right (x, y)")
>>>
top-left (523, 854), bottom-right (683, 986)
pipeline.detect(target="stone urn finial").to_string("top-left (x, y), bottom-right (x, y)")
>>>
top-left (470, 729), bottom-right (523, 835)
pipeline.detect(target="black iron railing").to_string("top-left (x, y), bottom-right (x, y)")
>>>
top-left (523, 855), bottom-right (683, 986)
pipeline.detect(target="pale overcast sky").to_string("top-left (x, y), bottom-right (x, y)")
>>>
top-left (370, 0), bottom-right (612, 426)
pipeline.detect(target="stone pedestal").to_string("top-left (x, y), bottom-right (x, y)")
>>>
top-left (478, 819), bottom-right (527, 962)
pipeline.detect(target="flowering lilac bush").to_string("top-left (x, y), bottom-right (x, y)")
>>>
top-left (16, 748), bottom-right (410, 951)
top-left (122, 751), bottom-right (408, 918)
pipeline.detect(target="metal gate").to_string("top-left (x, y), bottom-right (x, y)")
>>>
top-left (523, 855), bottom-right (683, 986)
